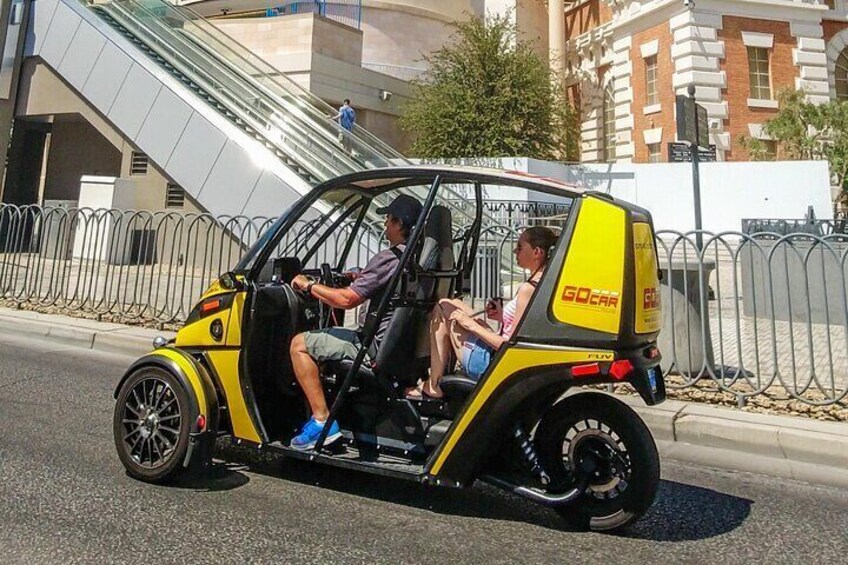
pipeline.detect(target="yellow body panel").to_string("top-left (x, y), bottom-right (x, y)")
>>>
top-left (551, 197), bottom-right (626, 334)
top-left (174, 310), bottom-right (230, 348)
top-left (174, 288), bottom-right (247, 348)
top-left (430, 346), bottom-right (614, 476)
top-left (200, 279), bottom-right (226, 300)
top-left (206, 350), bottom-right (262, 443)
top-left (225, 292), bottom-right (246, 348)
top-left (633, 222), bottom-right (662, 334)
top-left (154, 348), bottom-right (208, 419)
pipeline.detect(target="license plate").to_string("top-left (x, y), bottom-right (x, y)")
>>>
top-left (647, 366), bottom-right (659, 393)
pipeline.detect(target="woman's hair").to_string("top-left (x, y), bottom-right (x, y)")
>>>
top-left (522, 226), bottom-right (559, 264)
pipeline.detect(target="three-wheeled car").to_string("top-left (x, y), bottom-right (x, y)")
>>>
top-left (112, 166), bottom-right (666, 532)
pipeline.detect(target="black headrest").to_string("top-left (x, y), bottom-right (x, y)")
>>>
top-left (426, 205), bottom-right (452, 247)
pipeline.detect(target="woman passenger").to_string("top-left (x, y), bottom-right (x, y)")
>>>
top-left (407, 226), bottom-right (559, 399)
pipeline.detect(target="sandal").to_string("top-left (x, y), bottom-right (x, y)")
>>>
top-left (405, 383), bottom-right (444, 400)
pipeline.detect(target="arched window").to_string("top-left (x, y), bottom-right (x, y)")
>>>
top-left (836, 47), bottom-right (848, 101)
top-left (602, 82), bottom-right (616, 162)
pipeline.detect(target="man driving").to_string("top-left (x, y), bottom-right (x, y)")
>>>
top-left (288, 194), bottom-right (423, 450)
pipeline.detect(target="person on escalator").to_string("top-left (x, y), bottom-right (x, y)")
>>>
top-left (287, 194), bottom-right (423, 450)
top-left (407, 226), bottom-right (559, 400)
top-left (331, 98), bottom-right (356, 152)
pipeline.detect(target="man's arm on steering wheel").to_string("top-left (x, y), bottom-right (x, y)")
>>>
top-left (291, 274), bottom-right (365, 310)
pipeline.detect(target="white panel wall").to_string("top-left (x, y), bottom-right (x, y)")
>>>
top-left (523, 159), bottom-right (834, 234)
top-left (136, 87), bottom-right (193, 166)
top-left (107, 64), bottom-right (161, 140)
top-left (81, 42), bottom-right (132, 111)
top-left (166, 113), bottom-right (227, 191)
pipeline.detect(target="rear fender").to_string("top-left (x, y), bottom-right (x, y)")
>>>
top-left (115, 348), bottom-right (220, 464)
top-left (427, 363), bottom-right (580, 484)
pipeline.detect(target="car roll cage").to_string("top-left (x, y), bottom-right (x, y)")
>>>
top-left (312, 174), bottom-right (445, 451)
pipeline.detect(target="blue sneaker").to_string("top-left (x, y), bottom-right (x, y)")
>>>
top-left (290, 417), bottom-right (341, 451)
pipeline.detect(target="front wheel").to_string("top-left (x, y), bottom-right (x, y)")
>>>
top-left (535, 392), bottom-right (660, 532)
top-left (113, 367), bottom-right (193, 484)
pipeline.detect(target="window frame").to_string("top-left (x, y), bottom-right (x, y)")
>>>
top-left (645, 55), bottom-right (659, 106)
top-left (602, 82), bottom-right (617, 162)
top-left (747, 46), bottom-right (772, 101)
top-left (647, 143), bottom-right (662, 163)
top-left (835, 48), bottom-right (848, 101)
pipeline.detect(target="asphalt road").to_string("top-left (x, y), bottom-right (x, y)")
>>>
top-left (2, 335), bottom-right (848, 564)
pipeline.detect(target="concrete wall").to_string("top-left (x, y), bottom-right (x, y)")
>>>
top-left (741, 240), bottom-right (848, 324)
top-left (16, 58), bottom-right (124, 150)
top-left (213, 13), bottom-right (364, 66)
top-left (359, 4), bottom-right (452, 69)
top-left (210, 13), bottom-right (413, 151)
top-left (44, 118), bottom-right (121, 201)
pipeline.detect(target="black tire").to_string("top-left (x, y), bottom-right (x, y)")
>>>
top-left (113, 366), bottom-right (194, 484)
top-left (535, 392), bottom-right (660, 533)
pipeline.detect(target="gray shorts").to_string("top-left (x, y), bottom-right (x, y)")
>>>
top-left (303, 327), bottom-right (366, 363)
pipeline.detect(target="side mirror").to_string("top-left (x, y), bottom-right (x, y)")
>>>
top-left (219, 271), bottom-right (245, 291)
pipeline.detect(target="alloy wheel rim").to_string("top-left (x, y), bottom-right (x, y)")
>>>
top-left (560, 418), bottom-right (632, 500)
top-left (120, 377), bottom-right (181, 469)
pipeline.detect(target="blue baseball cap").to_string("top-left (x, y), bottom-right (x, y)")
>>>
top-left (376, 194), bottom-right (423, 230)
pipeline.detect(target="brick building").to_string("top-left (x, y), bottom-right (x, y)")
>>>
top-left (555, 0), bottom-right (848, 163)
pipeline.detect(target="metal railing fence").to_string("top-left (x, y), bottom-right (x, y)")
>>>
top-left (264, 1), bottom-right (363, 29)
top-left (361, 62), bottom-right (427, 82)
top-left (656, 229), bottom-right (848, 408)
top-left (2, 203), bottom-right (847, 407)
top-left (742, 218), bottom-right (848, 236)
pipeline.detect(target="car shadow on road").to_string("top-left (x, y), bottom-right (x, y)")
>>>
top-left (214, 442), bottom-right (752, 538)
top-left (626, 479), bottom-right (753, 541)
top-left (167, 462), bottom-right (251, 492)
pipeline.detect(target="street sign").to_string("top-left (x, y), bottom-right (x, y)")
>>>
top-left (668, 142), bottom-right (717, 163)
top-left (697, 105), bottom-right (709, 148)
top-left (675, 95), bottom-right (710, 148)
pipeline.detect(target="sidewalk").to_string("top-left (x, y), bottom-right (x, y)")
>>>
top-left (1, 306), bottom-right (846, 489)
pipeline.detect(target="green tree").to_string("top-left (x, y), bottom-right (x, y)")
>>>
top-left (400, 13), bottom-right (579, 161)
top-left (741, 89), bottom-right (848, 203)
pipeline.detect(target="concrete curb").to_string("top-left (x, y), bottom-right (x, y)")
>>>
top-left (1, 307), bottom-right (847, 488)
top-left (621, 397), bottom-right (848, 489)
top-left (0, 308), bottom-right (173, 358)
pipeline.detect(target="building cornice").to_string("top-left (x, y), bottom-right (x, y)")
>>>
top-left (568, 0), bottom-right (829, 47)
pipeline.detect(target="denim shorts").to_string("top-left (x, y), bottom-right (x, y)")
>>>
top-left (460, 337), bottom-right (492, 382)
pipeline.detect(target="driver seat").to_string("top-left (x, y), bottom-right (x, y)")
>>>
top-left (333, 205), bottom-right (455, 389)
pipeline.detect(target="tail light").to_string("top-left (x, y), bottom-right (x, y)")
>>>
top-left (196, 414), bottom-right (207, 432)
top-left (571, 363), bottom-right (601, 377)
top-left (609, 359), bottom-right (634, 381)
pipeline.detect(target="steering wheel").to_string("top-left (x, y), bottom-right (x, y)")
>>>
top-left (320, 262), bottom-right (336, 288)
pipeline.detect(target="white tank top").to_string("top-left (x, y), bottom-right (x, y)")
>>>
top-left (500, 278), bottom-right (540, 338)
top-left (501, 295), bottom-right (519, 338)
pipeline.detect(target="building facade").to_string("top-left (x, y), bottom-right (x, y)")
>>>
top-left (557, 0), bottom-right (848, 163)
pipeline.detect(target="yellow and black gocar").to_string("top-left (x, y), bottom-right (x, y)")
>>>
top-left (112, 166), bottom-right (666, 532)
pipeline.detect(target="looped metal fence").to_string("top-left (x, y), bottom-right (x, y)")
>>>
top-left (656, 229), bottom-right (848, 407)
top-left (2, 203), bottom-right (847, 407)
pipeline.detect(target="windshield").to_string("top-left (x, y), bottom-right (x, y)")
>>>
top-left (234, 187), bottom-right (365, 273)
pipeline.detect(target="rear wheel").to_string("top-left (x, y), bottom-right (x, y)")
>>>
top-left (535, 392), bottom-right (660, 532)
top-left (113, 367), bottom-right (193, 484)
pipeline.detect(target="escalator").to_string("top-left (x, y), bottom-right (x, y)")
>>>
top-left (27, 0), bottom-right (402, 219)
top-left (25, 0), bottom-right (517, 271)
